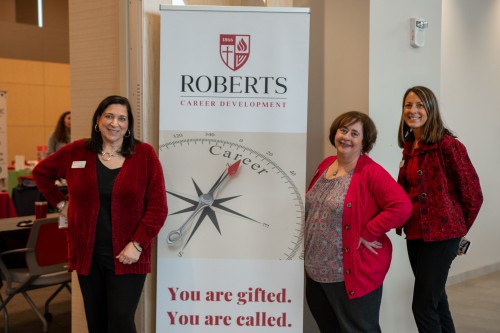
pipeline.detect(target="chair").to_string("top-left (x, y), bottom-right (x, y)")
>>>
top-left (11, 185), bottom-right (68, 216)
top-left (0, 217), bottom-right (71, 332)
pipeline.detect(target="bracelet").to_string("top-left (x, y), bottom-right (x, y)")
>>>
top-left (132, 241), bottom-right (142, 252)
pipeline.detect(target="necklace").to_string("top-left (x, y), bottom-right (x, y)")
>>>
top-left (100, 151), bottom-right (118, 161)
top-left (331, 158), bottom-right (358, 177)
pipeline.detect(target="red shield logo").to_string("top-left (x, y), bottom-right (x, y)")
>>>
top-left (220, 34), bottom-right (250, 71)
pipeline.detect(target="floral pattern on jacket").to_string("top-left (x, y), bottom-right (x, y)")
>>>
top-left (397, 135), bottom-right (483, 241)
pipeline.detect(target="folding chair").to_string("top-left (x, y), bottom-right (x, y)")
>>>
top-left (0, 217), bottom-right (71, 332)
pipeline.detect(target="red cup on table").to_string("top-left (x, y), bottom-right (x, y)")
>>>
top-left (34, 201), bottom-right (48, 219)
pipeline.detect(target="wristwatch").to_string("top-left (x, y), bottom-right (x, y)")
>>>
top-left (56, 200), bottom-right (67, 212)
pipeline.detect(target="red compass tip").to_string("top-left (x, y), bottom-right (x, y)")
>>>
top-left (228, 160), bottom-right (241, 175)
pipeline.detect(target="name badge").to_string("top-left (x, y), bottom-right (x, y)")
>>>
top-left (72, 161), bottom-right (86, 168)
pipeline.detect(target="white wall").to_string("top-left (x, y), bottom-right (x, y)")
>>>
top-left (369, 1), bottom-right (442, 332)
top-left (441, 0), bottom-right (500, 280)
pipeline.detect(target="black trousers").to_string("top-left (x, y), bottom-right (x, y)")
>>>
top-left (78, 253), bottom-right (146, 333)
top-left (407, 238), bottom-right (460, 333)
top-left (306, 276), bottom-right (382, 333)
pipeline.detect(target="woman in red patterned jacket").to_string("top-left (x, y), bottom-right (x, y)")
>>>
top-left (305, 111), bottom-right (411, 332)
top-left (397, 86), bottom-right (483, 333)
top-left (33, 95), bottom-right (168, 333)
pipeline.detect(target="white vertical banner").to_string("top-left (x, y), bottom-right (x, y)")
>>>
top-left (0, 91), bottom-right (7, 192)
top-left (157, 6), bottom-right (310, 333)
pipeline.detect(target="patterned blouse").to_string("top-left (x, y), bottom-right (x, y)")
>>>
top-left (305, 168), bottom-right (353, 283)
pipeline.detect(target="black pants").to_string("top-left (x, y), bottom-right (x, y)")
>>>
top-left (306, 276), bottom-right (382, 333)
top-left (78, 253), bottom-right (146, 333)
top-left (407, 238), bottom-right (460, 333)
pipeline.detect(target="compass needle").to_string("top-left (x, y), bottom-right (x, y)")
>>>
top-left (166, 200), bottom-right (207, 244)
top-left (183, 209), bottom-right (211, 249)
top-left (166, 162), bottom-right (237, 245)
top-left (227, 160), bottom-right (241, 175)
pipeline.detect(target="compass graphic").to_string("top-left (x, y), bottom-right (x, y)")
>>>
top-left (165, 160), bottom-right (258, 248)
top-left (158, 131), bottom-right (305, 260)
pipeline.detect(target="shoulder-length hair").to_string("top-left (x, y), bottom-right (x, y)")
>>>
top-left (54, 111), bottom-right (71, 144)
top-left (397, 86), bottom-right (455, 148)
top-left (329, 111), bottom-right (378, 154)
top-left (87, 95), bottom-right (138, 157)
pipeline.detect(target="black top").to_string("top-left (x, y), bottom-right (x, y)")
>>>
top-left (93, 157), bottom-right (121, 257)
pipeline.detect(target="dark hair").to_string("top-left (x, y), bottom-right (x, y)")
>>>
top-left (398, 86), bottom-right (455, 148)
top-left (54, 111), bottom-right (71, 144)
top-left (87, 95), bottom-right (137, 156)
top-left (329, 111), bottom-right (378, 153)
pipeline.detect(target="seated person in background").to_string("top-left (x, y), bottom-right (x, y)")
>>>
top-left (47, 111), bottom-right (71, 156)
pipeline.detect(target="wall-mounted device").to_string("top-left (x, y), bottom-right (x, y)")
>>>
top-left (410, 18), bottom-right (428, 48)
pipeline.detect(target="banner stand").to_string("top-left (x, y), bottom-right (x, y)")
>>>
top-left (157, 6), bottom-right (310, 333)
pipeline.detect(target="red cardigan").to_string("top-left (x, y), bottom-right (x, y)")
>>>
top-left (32, 139), bottom-right (168, 275)
top-left (397, 135), bottom-right (483, 241)
top-left (307, 155), bottom-right (411, 299)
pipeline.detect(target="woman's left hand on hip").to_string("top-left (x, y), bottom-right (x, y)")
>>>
top-left (358, 237), bottom-right (382, 254)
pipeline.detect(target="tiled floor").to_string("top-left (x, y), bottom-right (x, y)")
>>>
top-left (0, 270), bottom-right (498, 332)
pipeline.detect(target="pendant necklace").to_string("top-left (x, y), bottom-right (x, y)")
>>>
top-left (101, 151), bottom-right (118, 161)
top-left (332, 158), bottom-right (357, 177)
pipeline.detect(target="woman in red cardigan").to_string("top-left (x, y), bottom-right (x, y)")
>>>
top-left (33, 95), bottom-right (168, 333)
top-left (397, 86), bottom-right (483, 332)
top-left (305, 111), bottom-right (411, 332)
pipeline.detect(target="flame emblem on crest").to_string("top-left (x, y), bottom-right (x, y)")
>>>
top-left (220, 34), bottom-right (251, 71)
